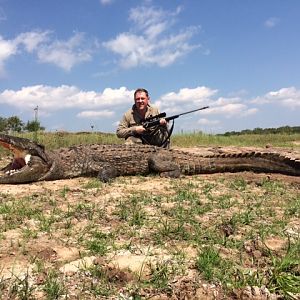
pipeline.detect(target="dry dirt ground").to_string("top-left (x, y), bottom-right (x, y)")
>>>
top-left (0, 147), bottom-right (299, 299)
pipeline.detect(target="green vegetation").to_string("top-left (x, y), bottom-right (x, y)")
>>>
top-left (1, 111), bottom-right (299, 149)
top-left (171, 132), bottom-right (300, 148)
top-left (223, 125), bottom-right (300, 136)
top-left (42, 269), bottom-right (66, 299)
top-left (0, 116), bottom-right (44, 133)
top-left (0, 174), bottom-right (299, 299)
top-left (196, 247), bottom-right (232, 281)
top-left (0, 130), bottom-right (299, 151)
top-left (16, 131), bottom-right (122, 149)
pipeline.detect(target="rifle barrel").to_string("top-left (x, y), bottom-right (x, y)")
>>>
top-left (143, 106), bottom-right (209, 128)
top-left (177, 106), bottom-right (209, 117)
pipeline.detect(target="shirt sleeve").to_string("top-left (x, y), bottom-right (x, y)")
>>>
top-left (116, 112), bottom-right (137, 139)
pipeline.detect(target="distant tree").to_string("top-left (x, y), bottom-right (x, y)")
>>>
top-left (0, 117), bottom-right (8, 132)
top-left (6, 116), bottom-right (24, 132)
top-left (240, 129), bottom-right (252, 135)
top-left (223, 131), bottom-right (237, 136)
top-left (223, 125), bottom-right (300, 136)
top-left (24, 120), bottom-right (45, 132)
top-left (253, 127), bottom-right (263, 135)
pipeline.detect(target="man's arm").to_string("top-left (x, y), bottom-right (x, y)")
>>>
top-left (116, 112), bottom-right (140, 139)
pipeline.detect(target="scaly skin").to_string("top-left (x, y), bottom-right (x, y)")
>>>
top-left (0, 134), bottom-right (299, 184)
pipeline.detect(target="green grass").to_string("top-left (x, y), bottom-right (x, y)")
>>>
top-left (196, 246), bottom-right (232, 281)
top-left (85, 230), bottom-right (114, 255)
top-left (171, 132), bottom-right (300, 148)
top-left (268, 241), bottom-right (300, 297)
top-left (42, 269), bottom-right (66, 300)
top-left (0, 131), bottom-right (299, 299)
top-left (0, 176), bottom-right (299, 299)
top-left (1, 131), bottom-right (299, 151)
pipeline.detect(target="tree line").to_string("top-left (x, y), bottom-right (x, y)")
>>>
top-left (0, 116), bottom-right (45, 133)
top-left (222, 126), bottom-right (300, 136)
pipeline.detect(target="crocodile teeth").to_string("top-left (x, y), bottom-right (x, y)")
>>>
top-left (25, 154), bottom-right (31, 164)
top-left (5, 169), bottom-right (20, 175)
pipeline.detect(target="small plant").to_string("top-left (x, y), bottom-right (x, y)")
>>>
top-left (85, 264), bottom-right (113, 297)
top-left (0, 197), bottom-right (42, 230)
top-left (196, 246), bottom-right (232, 282)
top-left (114, 195), bottom-right (147, 227)
top-left (259, 179), bottom-right (286, 195)
top-left (7, 270), bottom-right (35, 300)
top-left (85, 231), bottom-right (113, 255)
top-left (145, 260), bottom-right (174, 290)
top-left (43, 269), bottom-right (66, 299)
top-left (22, 227), bottom-right (38, 240)
top-left (37, 213), bottom-right (56, 233)
top-left (267, 241), bottom-right (300, 297)
top-left (172, 181), bottom-right (199, 203)
top-left (229, 178), bottom-right (247, 191)
top-left (231, 206), bottom-right (256, 226)
top-left (59, 185), bottom-right (70, 198)
top-left (284, 196), bottom-right (300, 217)
top-left (82, 178), bottom-right (103, 189)
top-left (202, 182), bottom-right (216, 195)
top-left (215, 194), bottom-right (235, 209)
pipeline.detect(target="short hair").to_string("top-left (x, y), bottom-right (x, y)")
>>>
top-left (134, 88), bottom-right (149, 99)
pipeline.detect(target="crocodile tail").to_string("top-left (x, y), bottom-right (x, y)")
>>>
top-left (178, 150), bottom-right (300, 176)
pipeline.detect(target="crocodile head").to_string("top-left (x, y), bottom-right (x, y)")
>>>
top-left (0, 134), bottom-right (53, 183)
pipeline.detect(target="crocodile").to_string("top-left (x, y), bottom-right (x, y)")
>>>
top-left (0, 133), bottom-right (299, 184)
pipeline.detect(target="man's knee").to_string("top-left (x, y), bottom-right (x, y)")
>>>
top-left (125, 136), bottom-right (143, 144)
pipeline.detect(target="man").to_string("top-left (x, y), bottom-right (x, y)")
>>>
top-left (116, 88), bottom-right (169, 147)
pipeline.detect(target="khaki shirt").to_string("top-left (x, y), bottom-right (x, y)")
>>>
top-left (116, 105), bottom-right (169, 146)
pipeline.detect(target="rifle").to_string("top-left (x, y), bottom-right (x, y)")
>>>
top-left (142, 106), bottom-right (209, 129)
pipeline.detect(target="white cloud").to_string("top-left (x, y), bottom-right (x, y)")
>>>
top-left (129, 5), bottom-right (172, 35)
top-left (200, 96), bottom-right (258, 117)
top-left (15, 30), bottom-right (50, 52)
top-left (103, 33), bottom-right (144, 67)
top-left (0, 31), bottom-right (95, 73)
top-left (4, 84), bottom-right (297, 127)
top-left (241, 108), bottom-right (258, 116)
top-left (103, 5), bottom-right (201, 68)
top-left (264, 17), bottom-right (280, 28)
top-left (197, 118), bottom-right (220, 125)
top-left (206, 103), bottom-right (252, 117)
top-left (251, 87), bottom-right (300, 108)
top-left (0, 36), bottom-right (18, 76)
top-left (36, 33), bottom-right (93, 71)
top-left (153, 86), bottom-right (258, 119)
top-left (77, 110), bottom-right (114, 118)
top-left (214, 96), bottom-right (241, 105)
top-left (154, 86), bottom-right (217, 113)
top-left (161, 86), bottom-right (217, 102)
top-left (0, 85), bottom-right (134, 113)
top-left (99, 0), bottom-right (114, 5)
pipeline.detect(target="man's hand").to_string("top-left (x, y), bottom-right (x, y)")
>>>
top-left (159, 118), bottom-right (167, 126)
top-left (134, 125), bottom-right (146, 134)
top-left (135, 118), bottom-right (167, 134)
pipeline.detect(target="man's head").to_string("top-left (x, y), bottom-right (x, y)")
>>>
top-left (134, 88), bottom-right (149, 113)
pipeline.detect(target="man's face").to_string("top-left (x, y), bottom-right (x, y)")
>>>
top-left (134, 91), bottom-right (149, 112)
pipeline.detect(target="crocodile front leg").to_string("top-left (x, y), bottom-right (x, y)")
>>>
top-left (148, 154), bottom-right (181, 178)
top-left (97, 164), bottom-right (118, 182)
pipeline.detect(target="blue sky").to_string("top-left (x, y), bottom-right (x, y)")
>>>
top-left (0, 0), bottom-right (299, 134)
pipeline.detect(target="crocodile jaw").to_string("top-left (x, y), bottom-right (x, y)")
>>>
top-left (0, 158), bottom-right (49, 183)
top-left (0, 137), bottom-right (50, 183)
